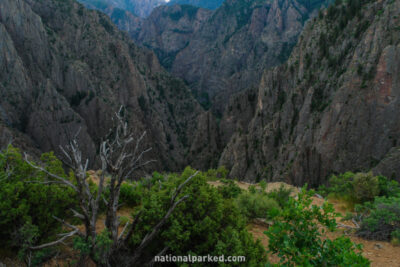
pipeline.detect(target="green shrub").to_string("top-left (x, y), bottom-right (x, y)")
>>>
top-left (218, 179), bottom-right (242, 199)
top-left (73, 230), bottom-right (113, 265)
top-left (266, 185), bottom-right (292, 208)
top-left (352, 172), bottom-right (380, 203)
top-left (248, 184), bottom-right (257, 194)
top-left (356, 196), bottom-right (400, 241)
top-left (259, 180), bottom-right (267, 191)
top-left (265, 188), bottom-right (370, 266)
top-left (119, 182), bottom-right (143, 207)
top-left (391, 230), bottom-right (400, 246)
top-left (236, 192), bottom-right (280, 219)
top-left (324, 172), bottom-right (354, 198)
top-left (0, 146), bottom-right (77, 265)
top-left (119, 216), bottom-right (130, 225)
top-left (319, 172), bottom-right (400, 207)
top-left (204, 166), bottom-right (228, 181)
top-left (377, 176), bottom-right (400, 197)
top-left (0, 146), bottom-right (76, 248)
top-left (129, 167), bottom-right (266, 265)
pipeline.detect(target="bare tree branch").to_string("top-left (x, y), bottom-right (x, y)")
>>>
top-left (118, 222), bottom-right (130, 241)
top-left (121, 210), bottom-right (143, 245)
top-left (70, 209), bottom-right (85, 220)
top-left (130, 172), bottom-right (198, 259)
top-left (59, 145), bottom-right (73, 167)
top-left (24, 180), bottom-right (69, 186)
top-left (23, 105), bottom-right (194, 266)
top-left (52, 216), bottom-right (84, 236)
top-left (170, 171), bottom-right (198, 205)
top-left (24, 154), bottom-right (78, 192)
top-left (131, 195), bottom-right (189, 263)
top-left (352, 218), bottom-right (360, 228)
top-left (30, 229), bottom-right (79, 250)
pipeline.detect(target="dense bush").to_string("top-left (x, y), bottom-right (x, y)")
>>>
top-left (129, 167), bottom-right (267, 265)
top-left (119, 182), bottom-right (144, 207)
top-left (265, 188), bottom-right (370, 266)
top-left (204, 166), bottom-right (228, 181)
top-left (376, 175), bottom-right (400, 197)
top-left (355, 196), bottom-right (400, 242)
top-left (352, 172), bottom-right (380, 203)
top-left (319, 171), bottom-right (400, 243)
top-left (236, 191), bottom-right (280, 219)
top-left (73, 229), bottom-right (113, 265)
top-left (218, 178), bottom-right (242, 199)
top-left (392, 229), bottom-right (400, 246)
top-left (318, 172), bottom-right (400, 207)
top-left (266, 185), bottom-right (293, 208)
top-left (0, 146), bottom-right (76, 262)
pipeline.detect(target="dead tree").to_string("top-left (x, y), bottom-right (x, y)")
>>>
top-left (25, 107), bottom-right (197, 266)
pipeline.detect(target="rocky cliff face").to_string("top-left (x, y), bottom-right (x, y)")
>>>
top-left (3, 0), bottom-right (398, 187)
top-left (167, 0), bottom-right (225, 10)
top-left (135, 5), bottom-right (212, 69)
top-left (167, 0), bottom-right (329, 111)
top-left (0, 0), bottom-right (206, 173)
top-left (78, 0), bottom-right (329, 112)
top-left (219, 0), bottom-right (400, 184)
top-left (77, 0), bottom-right (166, 18)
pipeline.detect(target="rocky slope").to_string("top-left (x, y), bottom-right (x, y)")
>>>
top-left (3, 0), bottom-right (399, 188)
top-left (169, 0), bottom-right (330, 111)
top-left (78, 0), bottom-right (329, 112)
top-left (77, 0), bottom-right (166, 18)
top-left (218, 0), bottom-right (400, 184)
top-left (0, 0), bottom-right (210, 172)
top-left (167, 0), bottom-right (225, 10)
top-left (135, 5), bottom-right (213, 69)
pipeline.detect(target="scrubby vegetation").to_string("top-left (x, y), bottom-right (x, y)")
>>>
top-left (0, 146), bottom-right (372, 266)
top-left (265, 188), bottom-right (369, 266)
top-left (0, 146), bottom-right (77, 264)
top-left (129, 168), bottom-right (267, 265)
top-left (355, 196), bottom-right (400, 242)
top-left (265, 184), bottom-right (292, 208)
top-left (319, 171), bottom-right (400, 245)
top-left (0, 148), bottom-right (267, 266)
top-left (236, 191), bottom-right (280, 219)
top-left (318, 171), bottom-right (400, 207)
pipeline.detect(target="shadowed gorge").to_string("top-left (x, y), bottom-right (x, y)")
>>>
top-left (1, 0), bottom-right (400, 266)
top-left (0, 0), bottom-right (211, 173)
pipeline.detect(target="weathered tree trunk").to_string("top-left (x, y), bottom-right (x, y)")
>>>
top-left (25, 107), bottom-right (197, 265)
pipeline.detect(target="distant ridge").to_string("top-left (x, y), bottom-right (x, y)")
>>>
top-left (167, 0), bottom-right (225, 10)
